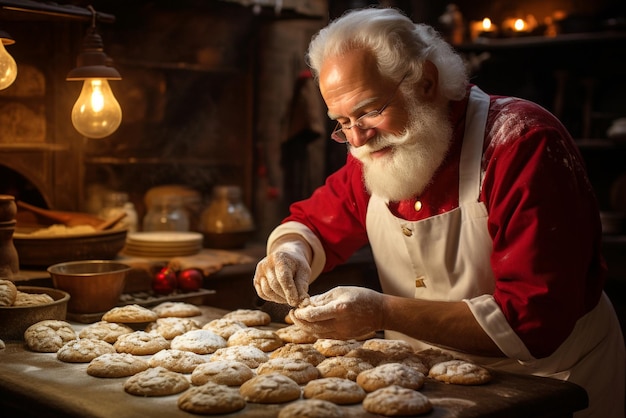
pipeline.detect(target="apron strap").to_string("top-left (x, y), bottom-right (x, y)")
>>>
top-left (459, 86), bottom-right (490, 204)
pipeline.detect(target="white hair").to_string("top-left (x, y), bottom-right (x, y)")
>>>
top-left (306, 7), bottom-right (468, 101)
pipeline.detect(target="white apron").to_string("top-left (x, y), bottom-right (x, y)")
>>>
top-left (365, 86), bottom-right (625, 418)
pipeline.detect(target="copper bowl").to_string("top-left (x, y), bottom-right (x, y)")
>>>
top-left (47, 260), bottom-right (131, 314)
top-left (0, 286), bottom-right (69, 341)
top-left (13, 227), bottom-right (127, 268)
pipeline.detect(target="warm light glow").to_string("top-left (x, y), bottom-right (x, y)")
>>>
top-left (514, 19), bottom-right (526, 31)
top-left (0, 41), bottom-right (17, 90)
top-left (71, 78), bottom-right (122, 138)
top-left (482, 18), bottom-right (492, 31)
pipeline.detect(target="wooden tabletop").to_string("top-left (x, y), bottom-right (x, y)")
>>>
top-left (0, 306), bottom-right (588, 418)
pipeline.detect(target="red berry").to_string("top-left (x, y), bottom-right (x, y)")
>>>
top-left (152, 266), bottom-right (178, 294)
top-left (177, 269), bottom-right (203, 292)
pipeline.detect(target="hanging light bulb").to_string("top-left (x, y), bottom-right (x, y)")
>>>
top-left (67, 7), bottom-right (122, 139)
top-left (0, 30), bottom-right (17, 90)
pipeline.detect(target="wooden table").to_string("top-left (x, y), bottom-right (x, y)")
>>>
top-left (0, 306), bottom-right (588, 418)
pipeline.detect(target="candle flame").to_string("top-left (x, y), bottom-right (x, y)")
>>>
top-left (482, 18), bottom-right (492, 31)
top-left (514, 19), bottom-right (526, 31)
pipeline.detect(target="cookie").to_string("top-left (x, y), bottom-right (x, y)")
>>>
top-left (228, 327), bottom-right (284, 352)
top-left (414, 348), bottom-right (454, 369)
top-left (124, 366), bottom-right (190, 397)
top-left (177, 381), bottom-right (246, 415)
top-left (239, 373), bottom-right (301, 404)
top-left (79, 321), bottom-right (134, 343)
top-left (428, 359), bottom-right (492, 385)
top-left (145, 317), bottom-right (201, 340)
top-left (0, 279), bottom-right (17, 306)
top-left (316, 356), bottom-right (373, 381)
top-left (303, 377), bottom-right (366, 405)
top-left (313, 339), bottom-right (363, 357)
top-left (13, 291), bottom-right (54, 306)
top-left (113, 331), bottom-right (170, 355)
top-left (191, 360), bottom-right (254, 386)
top-left (170, 329), bottom-right (227, 354)
top-left (152, 301), bottom-right (202, 318)
top-left (102, 304), bottom-right (158, 323)
top-left (270, 343), bottom-right (326, 366)
top-left (148, 348), bottom-right (207, 373)
top-left (257, 357), bottom-right (319, 384)
top-left (361, 338), bottom-right (415, 360)
top-left (278, 399), bottom-right (345, 418)
top-left (275, 324), bottom-right (317, 344)
top-left (56, 338), bottom-right (116, 363)
top-left (202, 318), bottom-right (247, 339)
top-left (382, 353), bottom-right (429, 375)
top-left (356, 362), bottom-right (426, 392)
top-left (362, 385), bottom-right (432, 416)
top-left (344, 347), bottom-right (388, 367)
top-left (210, 345), bottom-right (269, 369)
top-left (24, 320), bottom-right (77, 353)
top-left (87, 352), bottom-right (150, 378)
top-left (222, 309), bottom-right (271, 326)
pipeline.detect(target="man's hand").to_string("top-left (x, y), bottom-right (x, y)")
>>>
top-left (290, 286), bottom-right (384, 339)
top-left (253, 251), bottom-right (311, 307)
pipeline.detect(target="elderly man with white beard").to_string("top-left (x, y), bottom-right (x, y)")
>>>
top-left (252, 7), bottom-right (624, 418)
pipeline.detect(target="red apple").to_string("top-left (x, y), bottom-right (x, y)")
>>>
top-left (152, 266), bottom-right (178, 294)
top-left (177, 268), bottom-right (203, 292)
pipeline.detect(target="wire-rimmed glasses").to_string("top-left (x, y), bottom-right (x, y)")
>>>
top-left (330, 73), bottom-right (408, 144)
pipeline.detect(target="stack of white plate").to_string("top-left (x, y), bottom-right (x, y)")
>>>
top-left (124, 231), bottom-right (203, 258)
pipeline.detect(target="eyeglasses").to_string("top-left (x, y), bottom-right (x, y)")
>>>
top-left (330, 73), bottom-right (408, 144)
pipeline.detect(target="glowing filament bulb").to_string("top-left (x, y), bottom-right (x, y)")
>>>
top-left (514, 19), bottom-right (526, 31)
top-left (0, 40), bottom-right (17, 90)
top-left (71, 78), bottom-right (122, 138)
top-left (482, 18), bottom-right (492, 31)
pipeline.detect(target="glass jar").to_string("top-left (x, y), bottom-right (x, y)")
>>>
top-left (143, 195), bottom-right (190, 232)
top-left (200, 186), bottom-right (254, 248)
top-left (99, 191), bottom-right (138, 232)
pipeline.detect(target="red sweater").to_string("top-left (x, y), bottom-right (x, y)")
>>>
top-left (284, 89), bottom-right (606, 358)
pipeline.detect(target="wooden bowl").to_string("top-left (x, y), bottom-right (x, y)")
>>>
top-left (0, 286), bottom-right (69, 341)
top-left (13, 227), bottom-right (127, 268)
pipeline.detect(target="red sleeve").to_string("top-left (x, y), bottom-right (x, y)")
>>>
top-left (481, 99), bottom-right (606, 357)
top-left (283, 154), bottom-right (371, 271)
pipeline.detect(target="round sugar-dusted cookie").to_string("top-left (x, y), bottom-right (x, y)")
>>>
top-left (222, 309), bottom-right (271, 326)
top-left (171, 329), bottom-right (226, 354)
top-left (124, 366), bottom-right (190, 397)
top-left (257, 357), bottom-right (319, 384)
top-left (191, 360), bottom-right (254, 386)
top-left (152, 301), bottom-right (201, 318)
top-left (24, 320), bottom-right (77, 353)
top-left (414, 348), bottom-right (454, 369)
top-left (210, 345), bottom-right (269, 369)
top-left (362, 338), bottom-right (415, 360)
top-left (113, 331), bottom-right (170, 355)
top-left (239, 373), bottom-right (301, 404)
top-left (270, 343), bottom-right (326, 366)
top-left (428, 359), bottom-right (492, 385)
top-left (313, 339), bottom-right (363, 357)
top-left (278, 399), bottom-right (345, 418)
top-left (356, 362), bottom-right (425, 392)
top-left (316, 356), bottom-right (373, 381)
top-left (275, 324), bottom-right (317, 344)
top-left (13, 291), bottom-right (54, 306)
top-left (178, 381), bottom-right (246, 415)
top-left (57, 338), bottom-right (116, 363)
top-left (202, 318), bottom-right (247, 339)
top-left (102, 304), bottom-right (158, 324)
top-left (228, 327), bottom-right (283, 352)
top-left (148, 348), bottom-right (207, 373)
top-left (303, 377), bottom-right (366, 404)
top-left (362, 385), bottom-right (432, 416)
top-left (79, 321), bottom-right (134, 343)
top-left (87, 352), bottom-right (149, 378)
top-left (145, 317), bottom-right (201, 340)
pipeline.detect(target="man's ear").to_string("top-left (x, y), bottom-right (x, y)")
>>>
top-left (418, 60), bottom-right (438, 101)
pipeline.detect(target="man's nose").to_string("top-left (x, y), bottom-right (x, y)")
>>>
top-left (348, 127), bottom-right (376, 148)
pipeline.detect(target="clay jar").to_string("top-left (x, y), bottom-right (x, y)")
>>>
top-left (0, 195), bottom-right (17, 222)
top-left (0, 219), bottom-right (19, 276)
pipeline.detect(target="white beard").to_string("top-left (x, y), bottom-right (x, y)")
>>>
top-left (350, 96), bottom-right (453, 201)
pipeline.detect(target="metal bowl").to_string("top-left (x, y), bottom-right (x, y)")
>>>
top-left (0, 286), bottom-right (69, 341)
top-left (47, 260), bottom-right (131, 314)
top-left (13, 227), bottom-right (127, 268)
